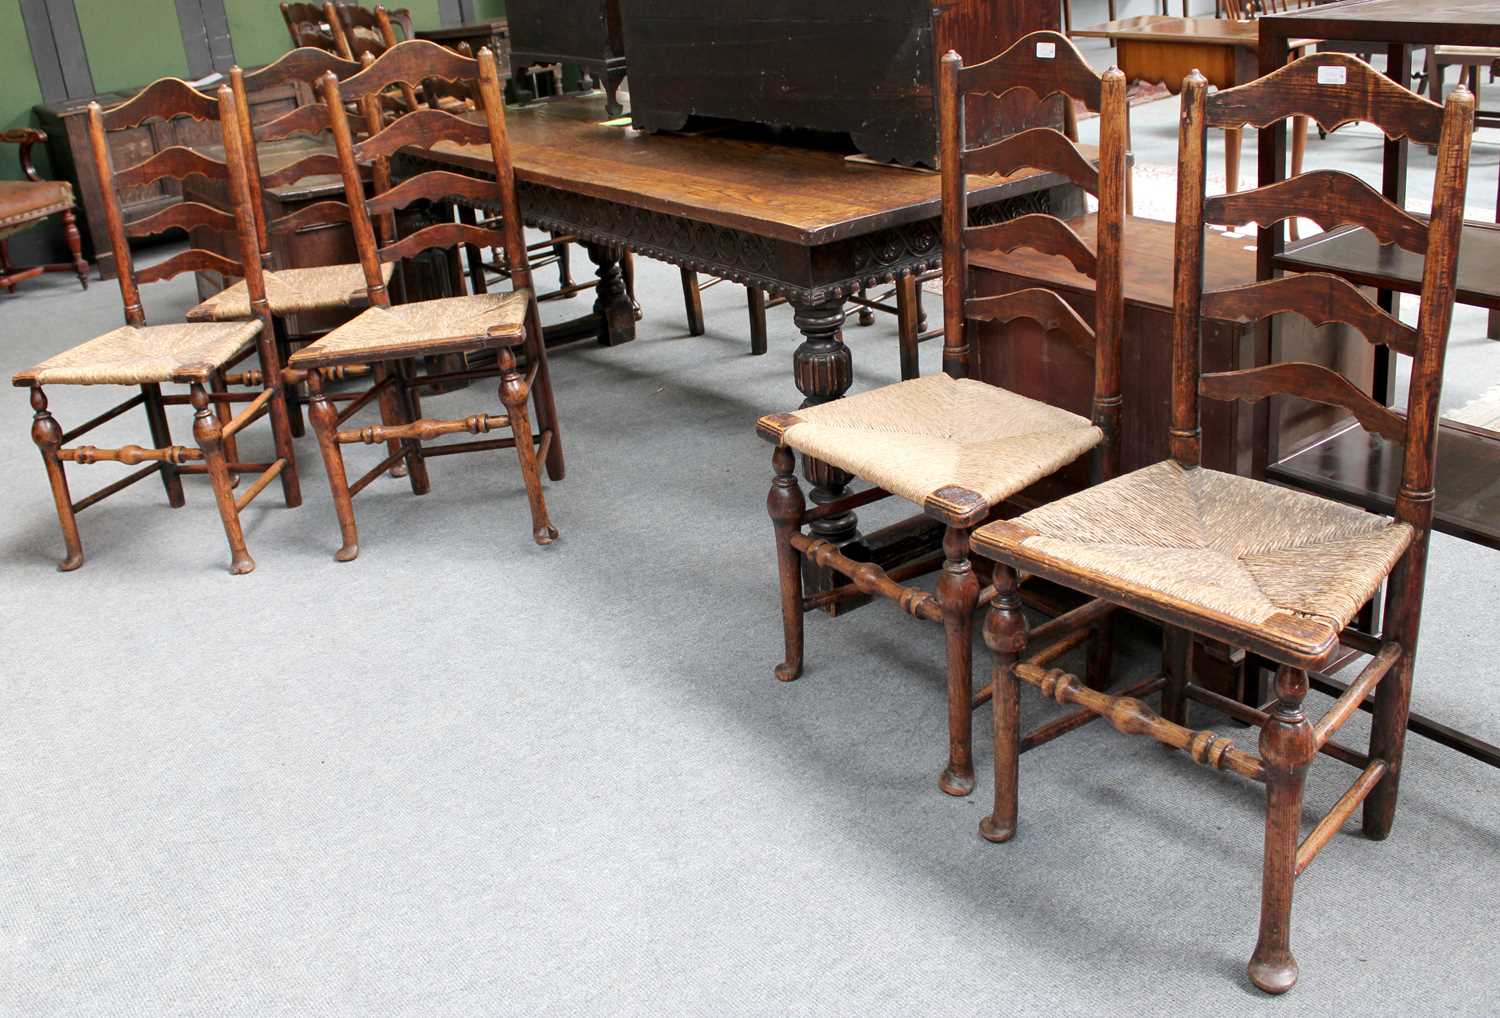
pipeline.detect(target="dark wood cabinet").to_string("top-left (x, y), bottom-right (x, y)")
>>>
top-left (34, 81), bottom-right (299, 279)
top-left (623, 0), bottom-right (1060, 165)
top-left (507, 0), bottom-right (626, 114)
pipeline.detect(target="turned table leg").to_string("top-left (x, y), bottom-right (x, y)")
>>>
top-left (586, 242), bottom-right (636, 346)
top-left (789, 293), bottom-right (861, 615)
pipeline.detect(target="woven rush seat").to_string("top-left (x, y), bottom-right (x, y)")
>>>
top-left (12, 319), bottom-right (264, 387)
top-left (759, 374), bottom-right (1102, 525)
top-left (287, 290), bottom-right (530, 370)
top-left (0, 180), bottom-right (74, 238)
top-left (973, 459), bottom-right (1414, 664)
top-left (186, 262), bottom-right (395, 322)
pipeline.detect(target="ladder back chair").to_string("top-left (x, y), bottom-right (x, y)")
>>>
top-left (328, 2), bottom-right (413, 61)
top-left (969, 54), bottom-right (1473, 994)
top-left (11, 80), bottom-right (302, 574)
top-left (288, 40), bottom-right (562, 559)
top-left (281, 2), bottom-right (340, 54)
top-left (186, 48), bottom-right (393, 441)
top-left (758, 31), bottom-right (1128, 797)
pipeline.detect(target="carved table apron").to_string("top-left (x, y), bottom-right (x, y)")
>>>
top-left (400, 96), bottom-right (1080, 608)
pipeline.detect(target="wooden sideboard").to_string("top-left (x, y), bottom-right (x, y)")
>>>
top-left (34, 79), bottom-right (299, 279)
top-left (623, 1), bottom-right (1061, 165)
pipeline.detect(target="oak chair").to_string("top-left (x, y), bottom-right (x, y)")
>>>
top-left (288, 40), bottom-right (562, 559)
top-left (759, 32), bottom-right (1128, 796)
top-left (969, 54), bottom-right (1473, 993)
top-left (327, 2), bottom-right (414, 61)
top-left (0, 128), bottom-right (90, 294)
top-left (11, 80), bottom-right (302, 574)
top-left (281, 2), bottom-right (341, 53)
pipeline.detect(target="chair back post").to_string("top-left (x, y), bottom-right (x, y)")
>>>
top-left (1169, 71), bottom-right (1210, 469)
top-left (938, 50), bottom-right (967, 379)
top-left (84, 103), bottom-right (143, 326)
top-left (1398, 84), bottom-right (1474, 529)
top-left (324, 1), bottom-right (355, 59)
top-left (477, 46), bottom-right (532, 293)
top-left (228, 65), bottom-right (272, 262)
top-left (1092, 65), bottom-right (1128, 482)
top-left (320, 69), bottom-right (391, 309)
top-left (217, 84), bottom-right (272, 326)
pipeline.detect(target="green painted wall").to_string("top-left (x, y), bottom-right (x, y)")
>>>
top-left (472, 0), bottom-right (507, 17)
top-left (225, 0), bottom-right (295, 71)
top-left (74, 0), bottom-right (190, 93)
top-left (0, 1), bottom-right (46, 183)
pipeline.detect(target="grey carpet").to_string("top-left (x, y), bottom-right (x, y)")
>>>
top-left (5, 35), bottom-right (1500, 1015)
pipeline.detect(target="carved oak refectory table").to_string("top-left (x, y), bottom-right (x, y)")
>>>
top-left (410, 93), bottom-right (1078, 593)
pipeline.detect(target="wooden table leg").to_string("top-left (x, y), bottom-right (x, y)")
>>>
top-left (789, 293), bottom-right (863, 615)
top-left (588, 242), bottom-right (636, 345)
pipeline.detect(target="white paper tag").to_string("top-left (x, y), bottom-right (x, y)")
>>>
top-left (1036, 41), bottom-right (1056, 59)
top-left (1317, 65), bottom-right (1347, 85)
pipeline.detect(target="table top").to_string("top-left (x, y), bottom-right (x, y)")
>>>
top-left (1279, 221), bottom-right (1500, 309)
top-left (1070, 15), bottom-right (1259, 46)
top-left (415, 18), bottom-right (509, 43)
top-left (425, 95), bottom-right (1067, 247)
top-left (1260, 0), bottom-right (1500, 47)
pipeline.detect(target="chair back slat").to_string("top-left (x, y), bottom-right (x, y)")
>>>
top-left (365, 170), bottom-right (499, 217)
top-left (1201, 363), bottom-right (1407, 443)
top-left (964, 214), bottom-right (1098, 279)
top-left (1201, 274), bottom-right (1418, 357)
top-left (378, 221), bottom-right (511, 265)
top-left (124, 201), bottom-right (238, 241)
top-left (1172, 56), bottom-right (1474, 528)
top-left (1207, 53), bottom-right (1443, 146)
top-left (269, 199), bottom-right (353, 236)
top-left (1205, 170), bottom-right (1428, 253)
top-left (242, 47), bottom-right (361, 92)
top-left (955, 30), bottom-right (1104, 113)
top-left (135, 247), bottom-right (246, 286)
top-left (254, 102), bottom-right (334, 143)
top-left (961, 128), bottom-right (1100, 196)
top-left (98, 78), bottom-right (219, 131)
top-left (88, 80), bottom-right (265, 327)
top-left (113, 146), bottom-right (230, 191)
top-left (353, 106), bottom-right (490, 161)
top-left (336, 39), bottom-right (478, 101)
top-left (261, 151), bottom-right (344, 189)
top-left (964, 289), bottom-right (1096, 357)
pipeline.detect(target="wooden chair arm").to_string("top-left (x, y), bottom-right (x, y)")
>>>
top-left (0, 127), bottom-right (47, 182)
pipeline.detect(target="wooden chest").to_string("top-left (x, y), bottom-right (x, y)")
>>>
top-left (622, 0), bottom-right (1059, 165)
top-left (506, 0), bottom-right (626, 112)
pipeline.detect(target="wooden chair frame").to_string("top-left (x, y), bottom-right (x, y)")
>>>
top-left (298, 40), bottom-right (563, 558)
top-left (763, 31), bottom-right (1128, 797)
top-left (972, 54), bottom-right (1474, 993)
top-left (0, 128), bottom-right (90, 293)
top-left (281, 2), bottom-right (341, 54)
top-left (14, 80), bottom-right (302, 573)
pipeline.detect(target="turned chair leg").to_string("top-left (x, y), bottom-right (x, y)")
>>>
top-left (375, 361), bottom-right (411, 480)
top-left (29, 386), bottom-right (84, 571)
top-left (1249, 665), bottom-right (1315, 994)
top-left (393, 359), bottom-right (430, 496)
top-left (1366, 559), bottom-right (1424, 839)
top-left (980, 564), bottom-right (1026, 842)
top-left (498, 346), bottom-right (557, 546)
top-left (938, 525), bottom-right (980, 796)
top-left (255, 318), bottom-right (301, 509)
top-left (767, 444), bottom-right (805, 682)
top-left (1085, 610), bottom-right (1116, 691)
top-left (307, 371), bottom-right (360, 562)
top-left (191, 382), bottom-right (254, 575)
top-left (1162, 625), bottom-right (1192, 725)
top-left (61, 209), bottom-right (88, 288)
top-left (272, 317), bottom-right (305, 438)
top-left (208, 369), bottom-right (239, 478)
top-left (140, 382), bottom-right (185, 508)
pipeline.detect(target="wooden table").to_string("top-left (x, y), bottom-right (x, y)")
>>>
top-left (1258, 0), bottom-right (1500, 768)
top-left (1072, 15), bottom-right (1279, 191)
top-left (411, 93), bottom-right (1077, 597)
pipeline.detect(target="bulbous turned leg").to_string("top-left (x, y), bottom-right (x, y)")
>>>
top-left (938, 525), bottom-right (980, 796)
top-left (499, 347), bottom-right (557, 546)
top-left (30, 386), bottom-right (84, 571)
top-left (62, 209), bottom-right (88, 289)
top-left (1249, 665), bottom-right (1315, 995)
top-left (192, 382), bottom-right (254, 575)
top-left (767, 444), bottom-right (806, 682)
top-left (307, 372), bottom-right (359, 562)
top-left (980, 564), bottom-right (1026, 842)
